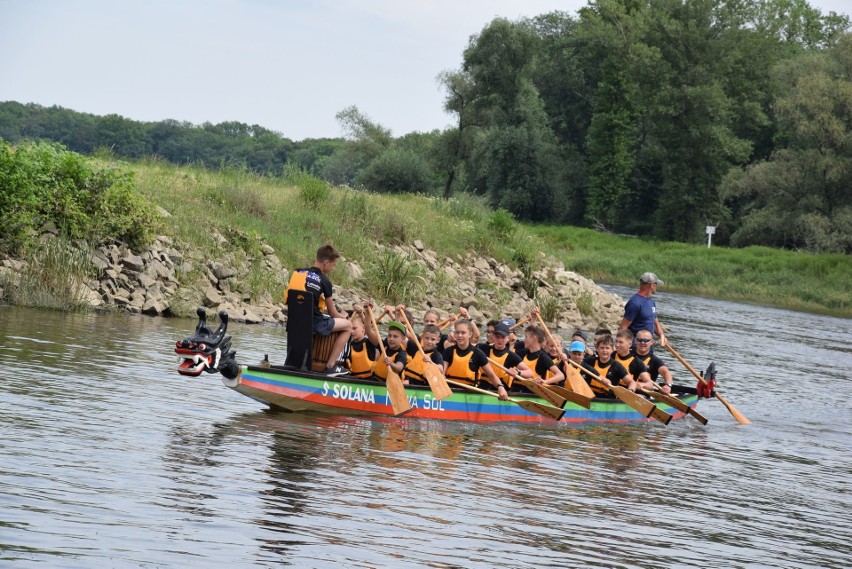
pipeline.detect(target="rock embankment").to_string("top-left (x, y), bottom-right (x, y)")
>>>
top-left (0, 235), bottom-right (625, 333)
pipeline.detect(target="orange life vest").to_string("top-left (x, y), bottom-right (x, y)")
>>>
top-left (373, 347), bottom-right (402, 381)
top-left (286, 270), bottom-right (327, 312)
top-left (346, 340), bottom-right (375, 379)
top-left (445, 347), bottom-right (477, 386)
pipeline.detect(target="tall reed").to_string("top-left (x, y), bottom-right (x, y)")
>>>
top-left (5, 239), bottom-right (95, 310)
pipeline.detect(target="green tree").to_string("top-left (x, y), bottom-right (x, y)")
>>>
top-left (462, 18), bottom-right (565, 220)
top-left (721, 33), bottom-right (852, 252)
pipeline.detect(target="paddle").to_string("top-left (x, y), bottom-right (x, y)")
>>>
top-left (563, 364), bottom-right (598, 399)
top-left (639, 385), bottom-right (708, 425)
top-left (365, 305), bottom-right (411, 416)
top-left (397, 311), bottom-right (453, 401)
top-left (486, 357), bottom-right (592, 410)
top-left (509, 315), bottom-right (531, 331)
top-left (564, 358), bottom-right (672, 425)
top-left (665, 344), bottom-right (751, 425)
top-left (486, 357), bottom-right (566, 408)
top-left (536, 314), bottom-right (597, 399)
top-left (435, 311), bottom-right (460, 330)
top-left (444, 378), bottom-right (565, 421)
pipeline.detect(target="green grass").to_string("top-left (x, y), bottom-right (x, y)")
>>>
top-left (2, 238), bottom-right (95, 310)
top-left (95, 158), bottom-right (851, 318)
top-left (530, 225), bottom-right (851, 317)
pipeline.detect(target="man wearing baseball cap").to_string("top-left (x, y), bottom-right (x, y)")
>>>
top-left (619, 272), bottom-right (668, 347)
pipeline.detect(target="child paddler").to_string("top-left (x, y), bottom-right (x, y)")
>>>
top-left (544, 333), bottom-right (569, 384)
top-left (442, 319), bottom-right (509, 400)
top-left (513, 325), bottom-right (564, 392)
top-left (402, 324), bottom-right (445, 385)
top-left (372, 320), bottom-right (408, 383)
top-left (584, 333), bottom-right (636, 395)
top-left (345, 309), bottom-right (378, 379)
top-left (478, 321), bottom-right (532, 390)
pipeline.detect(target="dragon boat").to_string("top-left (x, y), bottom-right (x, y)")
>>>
top-left (174, 298), bottom-right (705, 424)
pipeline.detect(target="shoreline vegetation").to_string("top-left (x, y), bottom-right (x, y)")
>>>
top-left (0, 142), bottom-right (849, 320)
top-left (531, 225), bottom-right (850, 318)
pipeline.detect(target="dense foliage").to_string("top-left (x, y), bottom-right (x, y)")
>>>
top-left (1, 0), bottom-right (849, 252)
top-left (0, 140), bottom-right (159, 251)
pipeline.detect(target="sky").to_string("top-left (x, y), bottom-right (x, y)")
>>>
top-left (1, 0), bottom-right (849, 141)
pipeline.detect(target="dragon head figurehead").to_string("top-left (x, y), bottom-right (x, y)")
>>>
top-left (175, 308), bottom-right (240, 380)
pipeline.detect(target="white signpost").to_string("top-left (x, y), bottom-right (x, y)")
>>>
top-left (706, 225), bottom-right (716, 248)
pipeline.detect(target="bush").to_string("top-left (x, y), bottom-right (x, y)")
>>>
top-left (574, 291), bottom-right (595, 317)
top-left (284, 164), bottom-right (330, 207)
top-left (356, 147), bottom-right (432, 195)
top-left (536, 291), bottom-right (562, 324)
top-left (0, 139), bottom-right (158, 251)
top-left (363, 251), bottom-right (425, 305)
top-left (488, 209), bottom-right (517, 242)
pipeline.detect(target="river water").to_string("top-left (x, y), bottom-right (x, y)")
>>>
top-left (1, 288), bottom-right (850, 568)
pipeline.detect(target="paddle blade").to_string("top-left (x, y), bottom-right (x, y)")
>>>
top-left (565, 367), bottom-right (596, 399)
top-left (643, 389), bottom-right (709, 425)
top-left (515, 399), bottom-right (565, 421)
top-left (716, 393), bottom-right (751, 425)
top-left (385, 371), bottom-right (411, 416)
top-left (610, 385), bottom-right (670, 425)
top-left (546, 384), bottom-right (592, 409)
top-left (423, 361), bottom-right (453, 400)
top-left (517, 379), bottom-right (567, 408)
top-left (650, 405), bottom-right (673, 425)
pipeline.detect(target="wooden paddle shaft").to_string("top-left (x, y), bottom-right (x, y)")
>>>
top-left (665, 345), bottom-right (707, 385)
top-left (665, 344), bottom-right (750, 425)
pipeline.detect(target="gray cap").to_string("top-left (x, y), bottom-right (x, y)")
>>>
top-left (640, 272), bottom-right (664, 285)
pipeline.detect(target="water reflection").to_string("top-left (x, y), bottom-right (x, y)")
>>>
top-left (2, 303), bottom-right (851, 568)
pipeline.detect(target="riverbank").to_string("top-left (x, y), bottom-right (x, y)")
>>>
top-left (1, 150), bottom-right (848, 321)
top-left (532, 225), bottom-right (851, 318)
top-left (0, 157), bottom-right (625, 332)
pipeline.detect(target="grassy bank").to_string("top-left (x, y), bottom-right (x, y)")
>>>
top-left (3, 143), bottom-right (848, 318)
top-left (126, 158), bottom-right (543, 306)
top-left (530, 225), bottom-right (851, 317)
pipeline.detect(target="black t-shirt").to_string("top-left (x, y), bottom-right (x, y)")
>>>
top-left (405, 341), bottom-right (444, 366)
top-left (481, 345), bottom-right (523, 368)
top-left (443, 344), bottom-right (489, 372)
top-left (350, 338), bottom-right (378, 360)
top-left (635, 352), bottom-right (666, 381)
top-left (298, 266), bottom-right (333, 321)
top-left (515, 347), bottom-right (555, 378)
top-left (614, 352), bottom-right (649, 379)
top-left (383, 341), bottom-right (409, 367)
top-left (583, 355), bottom-right (628, 384)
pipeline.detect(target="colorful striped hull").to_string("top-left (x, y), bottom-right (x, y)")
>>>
top-left (224, 365), bottom-right (699, 424)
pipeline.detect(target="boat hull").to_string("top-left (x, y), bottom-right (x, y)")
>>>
top-left (227, 365), bottom-right (698, 424)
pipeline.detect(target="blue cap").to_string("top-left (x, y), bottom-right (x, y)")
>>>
top-left (569, 341), bottom-right (586, 353)
top-left (500, 317), bottom-right (516, 327)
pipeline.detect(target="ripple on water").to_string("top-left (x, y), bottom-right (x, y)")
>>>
top-left (1, 305), bottom-right (851, 568)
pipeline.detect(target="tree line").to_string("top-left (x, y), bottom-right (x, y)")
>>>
top-left (0, 0), bottom-right (849, 253)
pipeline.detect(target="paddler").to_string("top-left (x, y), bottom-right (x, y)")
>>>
top-left (443, 319), bottom-right (509, 400)
top-left (633, 329), bottom-right (675, 394)
top-left (514, 325), bottom-right (564, 391)
top-left (613, 329), bottom-right (655, 391)
top-left (478, 321), bottom-right (533, 390)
